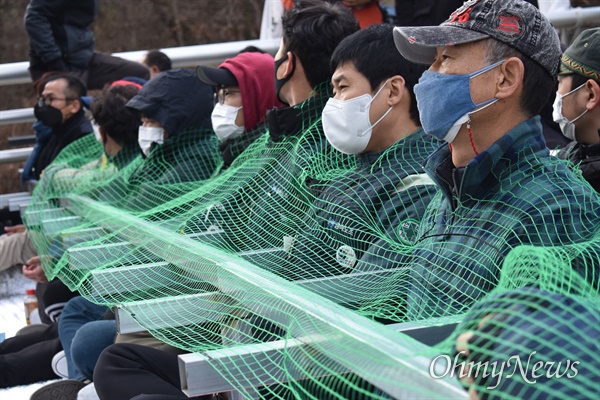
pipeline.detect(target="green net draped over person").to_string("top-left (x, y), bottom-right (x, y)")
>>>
top-left (111, 68), bottom-right (221, 213)
top-left (175, 1), bottom-right (362, 254)
top-left (392, 0), bottom-right (600, 320)
top-left (251, 25), bottom-right (441, 286)
top-left (34, 82), bottom-right (143, 201)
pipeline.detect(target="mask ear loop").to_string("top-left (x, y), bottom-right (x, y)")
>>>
top-left (357, 79), bottom-right (392, 137)
top-left (463, 60), bottom-right (506, 155)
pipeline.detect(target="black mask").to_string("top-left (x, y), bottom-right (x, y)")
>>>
top-left (34, 103), bottom-right (63, 127)
top-left (274, 53), bottom-right (296, 106)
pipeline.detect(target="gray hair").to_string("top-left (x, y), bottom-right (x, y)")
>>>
top-left (483, 38), bottom-right (555, 117)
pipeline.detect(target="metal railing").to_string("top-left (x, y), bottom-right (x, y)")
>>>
top-left (0, 107), bottom-right (36, 126)
top-left (0, 38), bottom-right (279, 87)
top-left (545, 6), bottom-right (600, 28)
top-left (0, 147), bottom-right (33, 164)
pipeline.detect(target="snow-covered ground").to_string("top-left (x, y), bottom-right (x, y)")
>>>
top-left (0, 266), bottom-right (57, 399)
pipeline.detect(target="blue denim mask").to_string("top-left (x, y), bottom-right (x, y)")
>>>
top-left (414, 60), bottom-right (505, 143)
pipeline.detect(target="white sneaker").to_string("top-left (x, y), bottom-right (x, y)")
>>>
top-left (51, 350), bottom-right (69, 379)
top-left (77, 382), bottom-right (100, 400)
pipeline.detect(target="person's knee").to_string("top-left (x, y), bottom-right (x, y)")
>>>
top-left (94, 343), bottom-right (141, 376)
top-left (60, 296), bottom-right (86, 319)
top-left (60, 296), bottom-right (107, 325)
top-left (72, 321), bottom-right (115, 380)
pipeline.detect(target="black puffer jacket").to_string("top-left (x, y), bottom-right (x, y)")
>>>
top-left (25, 0), bottom-right (96, 71)
top-left (558, 141), bottom-right (600, 193)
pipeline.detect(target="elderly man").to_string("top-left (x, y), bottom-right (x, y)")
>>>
top-left (392, 0), bottom-right (600, 319)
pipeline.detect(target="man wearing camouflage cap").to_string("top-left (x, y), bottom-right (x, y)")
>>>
top-left (556, 28), bottom-right (600, 192)
top-left (391, 0), bottom-right (600, 320)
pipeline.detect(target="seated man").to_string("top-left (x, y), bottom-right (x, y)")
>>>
top-left (39, 81), bottom-right (144, 195)
top-left (392, 0), bottom-right (600, 319)
top-left (261, 24), bottom-right (439, 283)
top-left (197, 51), bottom-right (281, 169)
top-left (31, 74), bottom-right (92, 181)
top-left (555, 28), bottom-right (600, 192)
top-left (1, 73), bottom-right (91, 272)
top-left (452, 286), bottom-right (599, 399)
top-left (25, 0), bottom-right (149, 88)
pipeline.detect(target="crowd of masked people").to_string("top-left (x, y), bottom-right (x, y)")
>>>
top-left (1, 0), bottom-right (599, 399)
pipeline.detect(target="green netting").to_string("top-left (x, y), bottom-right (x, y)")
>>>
top-left (22, 85), bottom-right (600, 399)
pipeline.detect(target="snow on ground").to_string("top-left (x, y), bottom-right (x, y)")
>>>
top-left (1, 266), bottom-right (56, 399)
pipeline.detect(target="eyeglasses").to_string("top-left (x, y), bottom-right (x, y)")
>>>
top-left (214, 88), bottom-right (241, 106)
top-left (37, 96), bottom-right (73, 107)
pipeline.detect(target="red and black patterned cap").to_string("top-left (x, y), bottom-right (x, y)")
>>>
top-left (393, 0), bottom-right (561, 76)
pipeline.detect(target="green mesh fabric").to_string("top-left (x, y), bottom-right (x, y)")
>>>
top-left (22, 92), bottom-right (600, 399)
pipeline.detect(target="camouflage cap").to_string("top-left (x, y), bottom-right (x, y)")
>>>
top-left (559, 28), bottom-right (600, 81)
top-left (393, 0), bottom-right (562, 76)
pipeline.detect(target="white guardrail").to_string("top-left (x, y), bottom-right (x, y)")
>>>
top-left (0, 38), bottom-right (279, 87)
top-left (0, 38), bottom-right (279, 127)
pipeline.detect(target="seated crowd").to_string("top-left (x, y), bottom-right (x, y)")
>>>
top-left (1, 1), bottom-right (599, 399)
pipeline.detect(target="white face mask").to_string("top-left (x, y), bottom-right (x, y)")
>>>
top-left (552, 83), bottom-right (588, 141)
top-left (92, 121), bottom-right (102, 142)
top-left (138, 126), bottom-right (164, 157)
top-left (211, 103), bottom-right (244, 143)
top-left (322, 79), bottom-right (392, 155)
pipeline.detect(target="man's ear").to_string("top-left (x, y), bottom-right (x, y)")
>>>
top-left (387, 75), bottom-right (406, 107)
top-left (150, 65), bottom-right (160, 76)
top-left (585, 79), bottom-right (600, 111)
top-left (69, 98), bottom-right (82, 114)
top-left (282, 51), bottom-right (295, 79)
top-left (495, 57), bottom-right (524, 99)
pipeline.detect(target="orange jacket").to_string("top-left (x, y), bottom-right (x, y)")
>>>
top-left (282, 0), bottom-right (383, 29)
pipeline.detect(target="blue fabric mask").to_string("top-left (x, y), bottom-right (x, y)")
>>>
top-left (414, 60), bottom-right (505, 142)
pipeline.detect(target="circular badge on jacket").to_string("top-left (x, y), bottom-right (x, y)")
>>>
top-left (336, 245), bottom-right (357, 269)
top-left (398, 219), bottom-right (419, 245)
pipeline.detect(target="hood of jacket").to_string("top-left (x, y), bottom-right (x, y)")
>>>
top-left (219, 52), bottom-right (282, 132)
top-left (127, 69), bottom-right (213, 137)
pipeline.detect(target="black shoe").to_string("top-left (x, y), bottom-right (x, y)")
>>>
top-left (29, 380), bottom-right (87, 400)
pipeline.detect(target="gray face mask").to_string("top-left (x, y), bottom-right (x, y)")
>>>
top-left (552, 83), bottom-right (588, 141)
